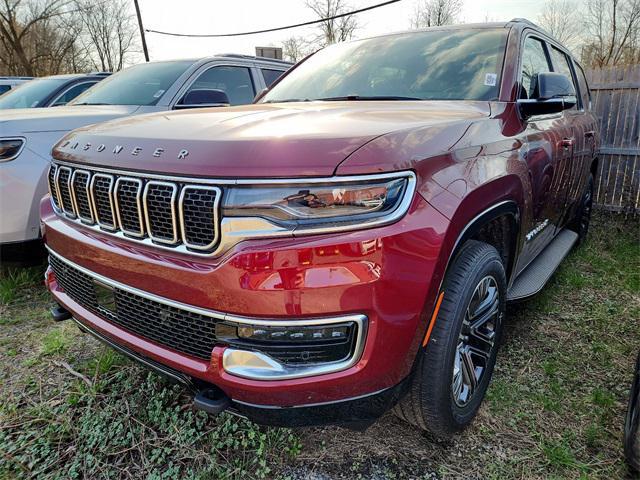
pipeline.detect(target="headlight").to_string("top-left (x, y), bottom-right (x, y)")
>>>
top-left (222, 172), bottom-right (416, 234)
top-left (0, 138), bottom-right (25, 162)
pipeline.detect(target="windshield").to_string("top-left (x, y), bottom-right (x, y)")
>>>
top-left (262, 29), bottom-right (507, 103)
top-left (0, 78), bottom-right (67, 109)
top-left (70, 61), bottom-right (193, 106)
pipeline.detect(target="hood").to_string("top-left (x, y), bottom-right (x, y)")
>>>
top-left (53, 101), bottom-right (490, 178)
top-left (0, 105), bottom-right (141, 135)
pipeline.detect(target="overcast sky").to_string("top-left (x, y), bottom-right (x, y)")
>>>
top-left (137, 0), bottom-right (545, 62)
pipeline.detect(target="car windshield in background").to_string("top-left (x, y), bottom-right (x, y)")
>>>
top-left (262, 29), bottom-right (507, 103)
top-left (70, 61), bottom-right (193, 106)
top-left (0, 78), bottom-right (68, 109)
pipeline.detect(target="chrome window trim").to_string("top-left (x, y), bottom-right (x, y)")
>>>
top-left (47, 247), bottom-right (367, 380)
top-left (70, 169), bottom-right (95, 224)
top-left (90, 173), bottom-right (117, 230)
top-left (56, 166), bottom-right (76, 217)
top-left (114, 176), bottom-right (145, 238)
top-left (178, 185), bottom-right (222, 251)
top-left (143, 180), bottom-right (179, 244)
top-left (49, 160), bottom-right (416, 258)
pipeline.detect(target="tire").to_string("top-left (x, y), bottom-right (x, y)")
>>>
top-left (624, 353), bottom-right (640, 473)
top-left (393, 240), bottom-right (506, 438)
top-left (569, 174), bottom-right (594, 245)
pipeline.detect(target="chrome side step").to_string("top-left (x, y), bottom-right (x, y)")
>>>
top-left (507, 229), bottom-right (579, 301)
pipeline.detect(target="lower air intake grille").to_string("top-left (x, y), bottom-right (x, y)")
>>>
top-left (49, 254), bottom-right (218, 360)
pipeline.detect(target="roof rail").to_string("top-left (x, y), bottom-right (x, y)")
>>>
top-left (510, 18), bottom-right (540, 28)
top-left (217, 53), bottom-right (292, 64)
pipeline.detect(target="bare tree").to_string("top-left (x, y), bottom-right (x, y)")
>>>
top-left (582, 0), bottom-right (640, 67)
top-left (410, 0), bottom-right (462, 28)
top-left (282, 36), bottom-right (312, 63)
top-left (538, 0), bottom-right (583, 50)
top-left (75, 0), bottom-right (137, 72)
top-left (305, 0), bottom-right (358, 46)
top-left (0, 0), bottom-right (75, 76)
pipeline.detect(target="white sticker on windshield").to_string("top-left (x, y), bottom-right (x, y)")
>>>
top-left (152, 89), bottom-right (165, 98)
top-left (484, 73), bottom-right (497, 86)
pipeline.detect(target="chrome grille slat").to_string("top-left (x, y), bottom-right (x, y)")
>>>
top-left (114, 177), bottom-right (144, 237)
top-left (57, 166), bottom-right (76, 217)
top-left (48, 164), bottom-right (61, 210)
top-left (179, 186), bottom-right (221, 250)
top-left (70, 170), bottom-right (94, 223)
top-left (90, 173), bottom-right (116, 230)
top-left (48, 161), bottom-right (222, 255)
top-left (144, 181), bottom-right (178, 244)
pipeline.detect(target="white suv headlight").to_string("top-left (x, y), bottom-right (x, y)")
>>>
top-left (0, 138), bottom-right (25, 162)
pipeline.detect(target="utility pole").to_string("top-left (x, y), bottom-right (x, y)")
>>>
top-left (133, 0), bottom-right (150, 62)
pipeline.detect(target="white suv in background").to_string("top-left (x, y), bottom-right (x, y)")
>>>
top-left (0, 55), bottom-right (291, 261)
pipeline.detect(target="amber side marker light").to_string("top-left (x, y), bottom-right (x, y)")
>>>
top-left (422, 291), bottom-right (445, 347)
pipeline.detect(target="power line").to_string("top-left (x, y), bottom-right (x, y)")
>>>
top-left (145, 0), bottom-right (402, 38)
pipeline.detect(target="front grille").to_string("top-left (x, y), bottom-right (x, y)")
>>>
top-left (49, 254), bottom-right (219, 360)
top-left (47, 163), bottom-right (221, 254)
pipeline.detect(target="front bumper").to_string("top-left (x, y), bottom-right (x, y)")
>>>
top-left (42, 191), bottom-right (449, 422)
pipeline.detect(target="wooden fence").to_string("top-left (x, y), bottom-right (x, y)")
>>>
top-left (586, 65), bottom-right (640, 213)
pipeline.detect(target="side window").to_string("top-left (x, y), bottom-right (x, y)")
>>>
top-left (261, 69), bottom-right (285, 88)
top-left (0, 85), bottom-right (11, 95)
top-left (180, 66), bottom-right (255, 106)
top-left (549, 46), bottom-right (578, 110)
top-left (520, 37), bottom-right (551, 99)
top-left (575, 63), bottom-right (592, 110)
top-left (51, 82), bottom-right (97, 106)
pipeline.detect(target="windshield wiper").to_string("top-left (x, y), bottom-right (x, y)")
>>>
top-left (317, 95), bottom-right (422, 101)
top-left (73, 102), bottom-right (111, 106)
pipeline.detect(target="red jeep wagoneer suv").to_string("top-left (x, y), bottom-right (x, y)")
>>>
top-left (43, 19), bottom-right (598, 436)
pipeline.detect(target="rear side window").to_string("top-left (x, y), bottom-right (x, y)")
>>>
top-left (51, 81), bottom-right (97, 106)
top-left (181, 66), bottom-right (255, 106)
top-left (575, 63), bottom-right (592, 110)
top-left (520, 37), bottom-right (551, 99)
top-left (261, 69), bottom-right (285, 88)
top-left (549, 46), bottom-right (578, 110)
top-left (0, 85), bottom-right (11, 95)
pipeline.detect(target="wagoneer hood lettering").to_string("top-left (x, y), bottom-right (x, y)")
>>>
top-left (53, 101), bottom-right (490, 178)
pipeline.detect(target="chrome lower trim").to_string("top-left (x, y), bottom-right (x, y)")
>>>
top-left (48, 247), bottom-right (368, 379)
top-left (222, 312), bottom-right (366, 380)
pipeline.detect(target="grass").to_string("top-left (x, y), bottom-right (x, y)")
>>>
top-left (0, 212), bottom-right (638, 479)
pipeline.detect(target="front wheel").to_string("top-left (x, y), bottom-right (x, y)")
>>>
top-left (393, 240), bottom-right (506, 438)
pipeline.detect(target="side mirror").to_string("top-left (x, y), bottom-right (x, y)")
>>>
top-left (254, 87), bottom-right (268, 103)
top-left (518, 72), bottom-right (577, 117)
top-left (176, 89), bottom-right (230, 109)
